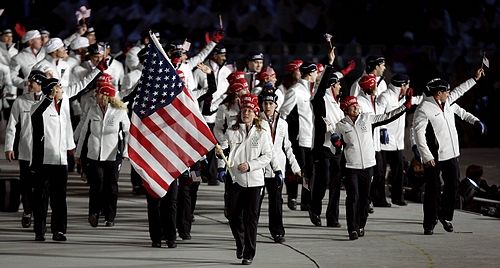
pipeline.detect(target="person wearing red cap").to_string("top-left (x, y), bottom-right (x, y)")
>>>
top-left (349, 55), bottom-right (387, 97)
top-left (214, 78), bottom-right (250, 219)
top-left (335, 88), bottom-right (413, 240)
top-left (252, 66), bottom-right (277, 96)
top-left (75, 82), bottom-right (130, 228)
top-left (215, 93), bottom-right (273, 265)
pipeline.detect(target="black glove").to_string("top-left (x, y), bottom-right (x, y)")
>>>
top-left (474, 121), bottom-right (487, 135)
top-left (412, 145), bottom-right (421, 161)
top-left (274, 170), bottom-right (284, 187)
top-left (217, 168), bottom-right (226, 183)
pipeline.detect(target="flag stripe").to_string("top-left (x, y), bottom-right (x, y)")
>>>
top-left (128, 142), bottom-right (171, 193)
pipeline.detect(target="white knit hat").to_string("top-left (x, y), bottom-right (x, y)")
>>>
top-left (70, 36), bottom-right (89, 50)
top-left (22, 30), bottom-right (41, 43)
top-left (45, 38), bottom-right (64, 53)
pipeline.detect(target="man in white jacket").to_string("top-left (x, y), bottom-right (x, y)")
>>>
top-left (4, 70), bottom-right (46, 228)
top-left (413, 68), bottom-right (485, 235)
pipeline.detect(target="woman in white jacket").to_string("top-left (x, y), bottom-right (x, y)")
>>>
top-left (216, 93), bottom-right (273, 265)
top-left (75, 82), bottom-right (130, 228)
top-left (335, 93), bottom-right (412, 240)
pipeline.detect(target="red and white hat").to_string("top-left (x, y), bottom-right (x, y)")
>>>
top-left (96, 73), bottom-right (113, 88)
top-left (240, 93), bottom-right (260, 115)
top-left (340, 96), bottom-right (358, 111)
top-left (284, 59), bottom-right (303, 73)
top-left (228, 80), bottom-right (248, 94)
top-left (256, 66), bottom-right (276, 82)
top-left (96, 83), bottom-right (116, 97)
top-left (359, 74), bottom-right (377, 91)
top-left (227, 71), bottom-right (246, 84)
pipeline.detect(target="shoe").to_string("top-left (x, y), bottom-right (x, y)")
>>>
top-left (21, 213), bottom-right (32, 228)
top-left (287, 199), bottom-right (297, 210)
top-left (179, 233), bottom-right (191, 240)
top-left (207, 180), bottom-right (220, 186)
top-left (104, 221), bottom-right (114, 227)
top-left (373, 202), bottom-right (392, 208)
top-left (35, 234), bottom-right (45, 241)
top-left (273, 235), bottom-right (285, 243)
top-left (358, 228), bottom-right (365, 237)
top-left (424, 229), bottom-right (434, 235)
top-left (392, 199), bottom-right (408, 206)
top-left (327, 221), bottom-right (342, 228)
top-left (242, 258), bottom-right (253, 265)
top-left (132, 186), bottom-right (144, 195)
top-left (308, 210), bottom-right (322, 226)
top-left (167, 240), bottom-right (177, 248)
top-left (439, 218), bottom-right (454, 232)
top-left (88, 214), bottom-right (98, 227)
top-left (152, 241), bottom-right (161, 248)
top-left (349, 231), bottom-right (358, 240)
top-left (368, 202), bottom-right (374, 214)
top-left (52, 232), bottom-right (67, 241)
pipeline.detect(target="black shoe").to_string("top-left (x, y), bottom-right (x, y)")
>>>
top-left (132, 186), bottom-right (144, 195)
top-left (273, 235), bottom-right (285, 243)
top-left (242, 258), bottom-right (253, 265)
top-left (104, 221), bottom-right (114, 227)
top-left (167, 240), bottom-right (177, 248)
top-left (439, 218), bottom-right (454, 232)
top-left (392, 199), bottom-right (408, 206)
top-left (88, 214), bottom-right (98, 227)
top-left (179, 233), bottom-right (191, 240)
top-left (35, 234), bottom-right (45, 241)
top-left (152, 241), bottom-right (161, 248)
top-left (21, 213), bottom-right (32, 228)
top-left (424, 229), bottom-right (434, 235)
top-left (308, 210), bottom-right (322, 226)
top-left (207, 180), bottom-right (220, 186)
top-left (287, 199), bottom-right (297, 210)
top-left (327, 221), bottom-right (342, 228)
top-left (368, 203), bottom-right (374, 214)
top-left (52, 232), bottom-right (67, 241)
top-left (373, 202), bottom-right (392, 207)
top-left (357, 228), bottom-right (365, 237)
top-left (236, 248), bottom-right (243, 259)
top-left (349, 231), bottom-right (358, 240)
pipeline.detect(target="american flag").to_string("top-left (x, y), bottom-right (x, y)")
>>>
top-left (128, 32), bottom-right (217, 198)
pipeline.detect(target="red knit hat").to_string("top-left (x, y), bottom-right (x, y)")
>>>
top-left (284, 59), bottom-right (303, 73)
top-left (359, 74), bottom-right (377, 91)
top-left (227, 71), bottom-right (246, 84)
top-left (240, 93), bottom-right (260, 115)
top-left (97, 73), bottom-right (113, 88)
top-left (256, 66), bottom-right (276, 82)
top-left (340, 96), bottom-right (358, 111)
top-left (228, 80), bottom-right (248, 94)
top-left (96, 83), bottom-right (116, 97)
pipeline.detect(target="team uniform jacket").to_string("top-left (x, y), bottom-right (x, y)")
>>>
top-left (413, 78), bottom-right (478, 163)
top-left (75, 103), bottom-right (130, 161)
top-left (4, 93), bottom-right (41, 160)
top-left (357, 90), bottom-right (384, 152)
top-left (224, 124), bottom-right (273, 187)
top-left (279, 78), bottom-right (314, 148)
top-left (335, 105), bottom-right (406, 170)
top-left (10, 47), bottom-right (46, 88)
top-left (260, 112), bottom-right (301, 177)
top-left (178, 41), bottom-right (217, 92)
top-left (349, 74), bottom-right (387, 97)
top-left (33, 54), bottom-right (71, 87)
top-left (30, 68), bottom-right (101, 166)
top-left (214, 103), bottom-right (240, 149)
top-left (378, 84), bottom-right (423, 151)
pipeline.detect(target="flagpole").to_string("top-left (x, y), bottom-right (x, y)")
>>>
top-left (149, 30), bottom-right (171, 64)
top-left (215, 144), bottom-right (233, 177)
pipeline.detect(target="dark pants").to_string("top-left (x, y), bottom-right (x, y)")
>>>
top-left (87, 159), bottom-right (121, 222)
top-left (146, 180), bottom-right (178, 243)
top-left (370, 151), bottom-right (388, 205)
top-left (33, 165), bottom-right (68, 236)
top-left (423, 157), bottom-right (460, 230)
top-left (19, 160), bottom-right (34, 215)
top-left (344, 167), bottom-right (372, 234)
top-left (228, 183), bottom-right (263, 260)
top-left (177, 172), bottom-right (198, 236)
top-left (381, 150), bottom-right (405, 202)
top-left (130, 166), bottom-right (144, 193)
top-left (259, 176), bottom-right (285, 238)
top-left (285, 146), bottom-right (312, 208)
top-left (310, 149), bottom-right (342, 224)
